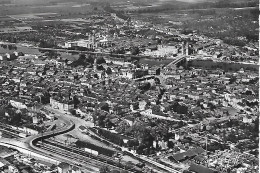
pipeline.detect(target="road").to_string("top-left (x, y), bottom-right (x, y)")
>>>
top-left (44, 106), bottom-right (115, 150)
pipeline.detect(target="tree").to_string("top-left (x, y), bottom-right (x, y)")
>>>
top-left (0, 108), bottom-right (5, 118)
top-left (141, 128), bottom-right (154, 148)
top-left (127, 139), bottom-right (139, 147)
top-left (113, 47), bottom-right (125, 54)
top-left (69, 109), bottom-right (76, 115)
top-left (111, 170), bottom-right (120, 173)
top-left (96, 57), bottom-right (106, 64)
top-left (100, 166), bottom-right (110, 173)
top-left (71, 54), bottom-right (95, 67)
top-left (138, 82), bottom-right (151, 90)
top-left (100, 102), bottom-right (109, 112)
top-left (10, 111), bottom-right (22, 126)
top-left (130, 47), bottom-right (140, 55)
top-left (50, 164), bottom-right (56, 170)
top-left (152, 105), bottom-right (161, 115)
top-left (78, 53), bottom-right (86, 60)
top-left (73, 96), bottom-right (80, 107)
top-left (18, 52), bottom-right (24, 56)
top-left (106, 67), bottom-right (112, 75)
top-left (9, 53), bottom-right (17, 61)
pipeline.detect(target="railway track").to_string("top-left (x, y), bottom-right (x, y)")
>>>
top-left (0, 128), bottom-right (21, 138)
top-left (26, 117), bottom-right (140, 172)
top-left (0, 123), bottom-right (22, 138)
top-left (44, 139), bottom-right (114, 162)
top-left (36, 142), bottom-right (99, 173)
top-left (38, 140), bottom-right (141, 173)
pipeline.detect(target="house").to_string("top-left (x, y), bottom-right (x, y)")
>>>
top-left (57, 162), bottom-right (70, 173)
top-left (124, 117), bottom-right (135, 126)
top-left (139, 100), bottom-right (147, 110)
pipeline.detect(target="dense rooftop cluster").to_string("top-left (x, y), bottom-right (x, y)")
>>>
top-left (0, 2), bottom-right (258, 172)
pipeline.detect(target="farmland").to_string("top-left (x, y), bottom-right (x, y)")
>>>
top-left (130, 6), bottom-right (259, 47)
top-left (0, 2), bottom-right (96, 16)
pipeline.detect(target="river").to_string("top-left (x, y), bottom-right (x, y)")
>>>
top-left (0, 46), bottom-right (41, 55)
top-left (0, 44), bottom-right (80, 61)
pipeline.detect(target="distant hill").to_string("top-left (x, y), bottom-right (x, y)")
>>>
top-left (160, 0), bottom-right (258, 3)
top-left (0, 0), bottom-right (11, 4)
top-left (148, 0), bottom-right (258, 6)
top-left (123, 0), bottom-right (258, 13)
top-left (10, 0), bottom-right (89, 5)
top-left (10, 0), bottom-right (53, 5)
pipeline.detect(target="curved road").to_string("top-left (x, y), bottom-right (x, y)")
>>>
top-left (21, 117), bottom-right (101, 172)
top-left (23, 114), bottom-right (137, 173)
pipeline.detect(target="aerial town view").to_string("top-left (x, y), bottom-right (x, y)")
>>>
top-left (0, 0), bottom-right (258, 172)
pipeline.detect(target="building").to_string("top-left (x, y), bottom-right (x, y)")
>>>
top-left (50, 98), bottom-right (74, 112)
top-left (64, 34), bottom-right (98, 49)
top-left (148, 67), bottom-right (160, 75)
top-left (99, 36), bottom-right (112, 48)
top-left (64, 42), bottom-right (78, 48)
top-left (32, 116), bottom-right (38, 124)
top-left (121, 69), bottom-right (135, 79)
top-left (9, 99), bottom-right (27, 109)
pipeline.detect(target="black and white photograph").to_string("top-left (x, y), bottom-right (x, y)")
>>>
top-left (0, 0), bottom-right (258, 172)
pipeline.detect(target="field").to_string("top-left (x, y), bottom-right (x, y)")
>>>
top-left (9, 13), bottom-right (58, 20)
top-left (131, 5), bottom-right (259, 47)
top-left (0, 5), bottom-right (94, 16)
top-left (0, 2), bottom-right (96, 16)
